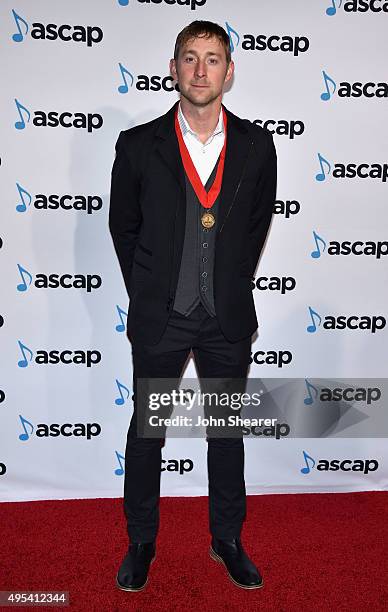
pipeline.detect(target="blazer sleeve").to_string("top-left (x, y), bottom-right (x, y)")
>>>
top-left (249, 130), bottom-right (277, 277)
top-left (109, 131), bottom-right (142, 298)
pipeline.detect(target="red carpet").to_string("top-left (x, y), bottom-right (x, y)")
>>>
top-left (1, 492), bottom-right (387, 611)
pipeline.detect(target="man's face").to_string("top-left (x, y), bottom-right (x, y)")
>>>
top-left (170, 34), bottom-right (234, 107)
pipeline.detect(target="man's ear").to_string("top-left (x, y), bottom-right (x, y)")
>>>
top-left (170, 58), bottom-right (177, 80)
top-left (225, 59), bottom-right (235, 84)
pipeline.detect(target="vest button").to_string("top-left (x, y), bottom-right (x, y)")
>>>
top-left (201, 285), bottom-right (207, 292)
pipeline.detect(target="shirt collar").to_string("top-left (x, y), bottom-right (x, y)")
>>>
top-left (177, 102), bottom-right (224, 144)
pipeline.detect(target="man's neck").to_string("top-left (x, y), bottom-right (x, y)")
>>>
top-left (179, 97), bottom-right (222, 144)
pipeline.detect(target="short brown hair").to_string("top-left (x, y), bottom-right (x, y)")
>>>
top-left (174, 20), bottom-right (231, 64)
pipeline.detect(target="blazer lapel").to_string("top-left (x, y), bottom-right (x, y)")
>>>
top-left (154, 101), bottom-right (186, 195)
top-left (216, 104), bottom-right (252, 235)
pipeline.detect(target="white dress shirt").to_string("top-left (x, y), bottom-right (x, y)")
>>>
top-left (177, 102), bottom-right (225, 186)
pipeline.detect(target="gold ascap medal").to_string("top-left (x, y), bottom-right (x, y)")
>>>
top-left (201, 211), bottom-right (215, 229)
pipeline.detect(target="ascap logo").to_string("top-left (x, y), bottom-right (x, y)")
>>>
top-left (115, 305), bottom-right (128, 333)
top-left (11, 10), bottom-right (103, 46)
top-left (16, 264), bottom-right (102, 293)
top-left (310, 231), bottom-right (388, 260)
top-left (17, 341), bottom-right (101, 368)
top-left (315, 153), bottom-right (388, 182)
top-left (117, 0), bottom-right (206, 8)
top-left (225, 23), bottom-right (309, 57)
top-left (116, 63), bottom-right (180, 94)
top-left (113, 454), bottom-right (194, 476)
top-left (304, 381), bottom-right (381, 405)
top-left (321, 70), bottom-right (388, 100)
top-left (243, 423), bottom-right (290, 438)
top-left (274, 199), bottom-right (301, 218)
top-left (18, 415), bottom-right (101, 442)
top-left (161, 459), bottom-right (194, 474)
top-left (250, 350), bottom-right (293, 368)
top-left (251, 276), bottom-right (297, 294)
top-left (306, 307), bottom-right (386, 334)
top-left (253, 119), bottom-right (304, 140)
top-left (325, 0), bottom-right (388, 16)
top-left (15, 184), bottom-right (103, 214)
top-left (14, 99), bottom-right (103, 132)
top-left (301, 450), bottom-right (379, 475)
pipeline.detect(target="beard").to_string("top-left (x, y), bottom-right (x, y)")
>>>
top-left (178, 83), bottom-right (223, 108)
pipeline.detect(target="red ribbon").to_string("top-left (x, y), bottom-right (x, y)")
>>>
top-left (175, 106), bottom-right (227, 209)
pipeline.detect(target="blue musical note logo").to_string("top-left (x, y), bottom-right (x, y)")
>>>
top-left (326, 0), bottom-right (342, 16)
top-left (115, 304), bottom-right (128, 332)
top-left (225, 22), bottom-right (240, 53)
top-left (117, 63), bottom-right (134, 94)
top-left (19, 414), bottom-right (34, 441)
top-left (114, 451), bottom-right (125, 475)
top-left (11, 9), bottom-right (29, 42)
top-left (304, 379), bottom-right (318, 405)
top-left (300, 450), bottom-right (316, 474)
top-left (14, 99), bottom-right (31, 130)
top-left (16, 183), bottom-right (32, 212)
top-left (311, 230), bottom-right (327, 259)
top-left (321, 70), bottom-right (336, 101)
top-left (315, 152), bottom-right (331, 182)
top-left (17, 263), bottom-right (33, 291)
top-left (118, 0), bottom-right (129, 5)
top-left (115, 379), bottom-right (130, 406)
top-left (306, 306), bottom-right (322, 333)
top-left (17, 340), bottom-right (34, 368)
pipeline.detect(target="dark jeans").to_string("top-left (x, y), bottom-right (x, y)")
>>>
top-left (124, 302), bottom-right (252, 543)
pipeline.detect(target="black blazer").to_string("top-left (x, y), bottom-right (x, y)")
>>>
top-left (109, 100), bottom-right (277, 345)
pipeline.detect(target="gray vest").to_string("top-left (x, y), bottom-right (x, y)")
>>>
top-left (173, 158), bottom-right (220, 317)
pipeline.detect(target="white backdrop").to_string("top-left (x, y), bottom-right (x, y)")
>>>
top-left (1, 0), bottom-right (387, 502)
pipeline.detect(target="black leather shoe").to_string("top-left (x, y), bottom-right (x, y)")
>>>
top-left (116, 542), bottom-right (156, 592)
top-left (210, 537), bottom-right (263, 589)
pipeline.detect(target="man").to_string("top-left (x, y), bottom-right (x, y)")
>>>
top-left (109, 20), bottom-right (277, 591)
